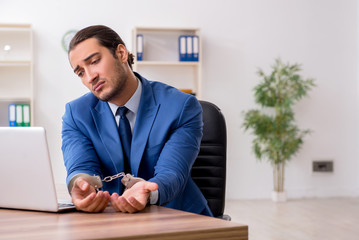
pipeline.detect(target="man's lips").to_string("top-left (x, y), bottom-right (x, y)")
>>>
top-left (93, 81), bottom-right (105, 92)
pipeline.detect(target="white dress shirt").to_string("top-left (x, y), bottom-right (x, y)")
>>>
top-left (108, 78), bottom-right (142, 132)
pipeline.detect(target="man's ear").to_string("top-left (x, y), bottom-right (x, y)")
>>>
top-left (116, 44), bottom-right (128, 63)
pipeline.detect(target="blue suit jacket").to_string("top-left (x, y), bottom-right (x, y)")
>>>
top-left (62, 73), bottom-right (211, 215)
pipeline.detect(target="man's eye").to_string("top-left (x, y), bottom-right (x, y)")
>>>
top-left (91, 59), bottom-right (99, 64)
top-left (77, 71), bottom-right (84, 77)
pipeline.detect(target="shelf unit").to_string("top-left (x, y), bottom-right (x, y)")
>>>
top-left (132, 27), bottom-right (202, 98)
top-left (0, 24), bottom-right (33, 126)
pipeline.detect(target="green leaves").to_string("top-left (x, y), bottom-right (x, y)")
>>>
top-left (243, 58), bottom-right (315, 165)
top-left (254, 59), bottom-right (315, 109)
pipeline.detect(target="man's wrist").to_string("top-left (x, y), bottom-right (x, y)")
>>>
top-left (68, 173), bottom-right (89, 195)
top-left (68, 173), bottom-right (103, 195)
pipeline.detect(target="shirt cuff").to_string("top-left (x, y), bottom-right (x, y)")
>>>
top-left (149, 189), bottom-right (158, 205)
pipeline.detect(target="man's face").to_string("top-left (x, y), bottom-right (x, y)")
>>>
top-left (69, 38), bottom-right (128, 102)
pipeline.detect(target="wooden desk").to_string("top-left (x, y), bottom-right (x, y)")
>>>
top-left (0, 206), bottom-right (248, 239)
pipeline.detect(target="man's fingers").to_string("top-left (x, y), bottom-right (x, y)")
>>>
top-left (145, 182), bottom-right (158, 192)
top-left (110, 193), bottom-right (121, 212)
top-left (85, 191), bottom-right (105, 212)
top-left (73, 191), bottom-right (110, 212)
top-left (71, 178), bottom-right (93, 203)
top-left (73, 177), bottom-right (88, 190)
top-left (110, 194), bottom-right (127, 212)
top-left (78, 180), bottom-right (89, 191)
top-left (111, 195), bottom-right (130, 212)
top-left (118, 196), bottom-right (137, 213)
top-left (91, 191), bottom-right (110, 212)
top-left (109, 181), bottom-right (158, 213)
top-left (70, 177), bottom-right (111, 213)
top-left (110, 195), bottom-right (139, 213)
top-left (127, 196), bottom-right (145, 211)
top-left (73, 191), bottom-right (96, 210)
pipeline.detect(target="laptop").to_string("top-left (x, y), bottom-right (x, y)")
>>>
top-left (0, 127), bottom-right (75, 212)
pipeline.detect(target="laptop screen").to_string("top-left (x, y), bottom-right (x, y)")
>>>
top-left (0, 127), bottom-right (68, 212)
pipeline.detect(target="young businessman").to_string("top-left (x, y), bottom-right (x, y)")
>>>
top-left (62, 25), bottom-right (212, 216)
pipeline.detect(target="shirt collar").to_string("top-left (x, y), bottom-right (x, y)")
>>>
top-left (108, 78), bottom-right (142, 116)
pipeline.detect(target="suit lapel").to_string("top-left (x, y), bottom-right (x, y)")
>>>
top-left (131, 76), bottom-right (160, 176)
top-left (91, 100), bottom-right (125, 173)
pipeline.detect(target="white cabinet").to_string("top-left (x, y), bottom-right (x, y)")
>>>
top-left (132, 27), bottom-right (202, 98)
top-left (0, 24), bottom-right (33, 126)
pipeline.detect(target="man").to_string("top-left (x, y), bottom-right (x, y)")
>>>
top-left (62, 25), bottom-right (212, 216)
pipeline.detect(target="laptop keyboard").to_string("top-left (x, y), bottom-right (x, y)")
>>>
top-left (59, 202), bottom-right (75, 208)
top-left (58, 200), bottom-right (75, 209)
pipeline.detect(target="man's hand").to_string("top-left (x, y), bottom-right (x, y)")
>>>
top-left (110, 181), bottom-right (158, 213)
top-left (71, 177), bottom-right (110, 212)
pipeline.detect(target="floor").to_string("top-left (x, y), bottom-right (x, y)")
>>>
top-left (225, 197), bottom-right (359, 240)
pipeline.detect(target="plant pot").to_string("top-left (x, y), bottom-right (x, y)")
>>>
top-left (272, 191), bottom-right (287, 202)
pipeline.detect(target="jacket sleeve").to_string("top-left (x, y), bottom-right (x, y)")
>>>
top-left (148, 95), bottom-right (203, 205)
top-left (61, 102), bottom-right (103, 187)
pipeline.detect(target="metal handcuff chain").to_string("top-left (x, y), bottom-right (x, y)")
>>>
top-left (102, 172), bottom-right (126, 182)
top-left (100, 172), bottom-right (145, 190)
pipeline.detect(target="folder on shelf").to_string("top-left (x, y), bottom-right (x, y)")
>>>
top-left (193, 35), bottom-right (199, 61)
top-left (179, 35), bottom-right (187, 61)
top-left (136, 34), bottom-right (144, 61)
top-left (10, 104), bottom-right (30, 127)
top-left (16, 104), bottom-right (23, 127)
top-left (8, 104), bottom-right (16, 127)
top-left (22, 104), bottom-right (31, 127)
top-left (186, 35), bottom-right (193, 61)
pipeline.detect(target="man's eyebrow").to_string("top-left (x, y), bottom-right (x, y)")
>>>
top-left (84, 52), bottom-right (100, 62)
top-left (73, 52), bottom-right (100, 74)
top-left (73, 65), bottom-right (79, 74)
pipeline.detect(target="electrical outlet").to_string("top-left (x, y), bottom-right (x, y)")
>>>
top-left (313, 161), bottom-right (333, 172)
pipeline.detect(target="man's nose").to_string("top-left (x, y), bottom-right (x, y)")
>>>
top-left (85, 69), bottom-right (98, 84)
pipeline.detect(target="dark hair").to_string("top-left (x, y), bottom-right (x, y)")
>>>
top-left (69, 25), bottom-right (134, 69)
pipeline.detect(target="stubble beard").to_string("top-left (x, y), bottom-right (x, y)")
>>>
top-left (97, 76), bottom-right (127, 102)
top-left (95, 61), bottom-right (127, 102)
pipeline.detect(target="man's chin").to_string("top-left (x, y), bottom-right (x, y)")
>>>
top-left (94, 92), bottom-right (113, 102)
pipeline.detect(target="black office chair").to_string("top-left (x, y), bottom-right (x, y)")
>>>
top-left (191, 100), bottom-right (230, 220)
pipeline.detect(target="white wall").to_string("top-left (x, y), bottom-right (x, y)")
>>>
top-left (0, 0), bottom-right (357, 200)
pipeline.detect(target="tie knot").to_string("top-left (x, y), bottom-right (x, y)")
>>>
top-left (117, 106), bottom-right (129, 117)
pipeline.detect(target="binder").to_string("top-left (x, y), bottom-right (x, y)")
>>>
top-left (193, 35), bottom-right (199, 61)
top-left (136, 34), bottom-right (143, 61)
top-left (179, 35), bottom-right (187, 61)
top-left (16, 104), bottom-right (23, 127)
top-left (8, 104), bottom-right (16, 127)
top-left (22, 104), bottom-right (31, 127)
top-left (186, 35), bottom-right (193, 61)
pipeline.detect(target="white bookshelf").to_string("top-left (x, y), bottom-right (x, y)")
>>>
top-left (132, 27), bottom-right (202, 98)
top-left (0, 24), bottom-right (33, 126)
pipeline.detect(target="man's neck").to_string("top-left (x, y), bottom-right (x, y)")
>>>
top-left (109, 72), bottom-right (138, 106)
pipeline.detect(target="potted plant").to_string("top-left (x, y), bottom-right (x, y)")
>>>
top-left (242, 58), bottom-right (315, 202)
